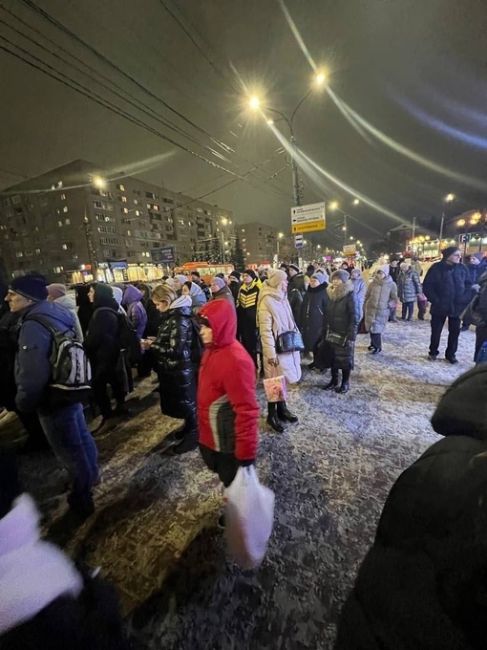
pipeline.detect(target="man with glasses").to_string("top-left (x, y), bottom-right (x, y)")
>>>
top-left (423, 247), bottom-right (472, 363)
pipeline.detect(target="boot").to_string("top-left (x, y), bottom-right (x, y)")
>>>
top-left (267, 402), bottom-right (284, 433)
top-left (322, 369), bottom-right (339, 390)
top-left (336, 369), bottom-right (351, 394)
top-left (276, 401), bottom-right (298, 423)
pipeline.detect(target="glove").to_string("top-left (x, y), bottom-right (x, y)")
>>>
top-left (239, 459), bottom-right (255, 467)
top-left (472, 284), bottom-right (481, 292)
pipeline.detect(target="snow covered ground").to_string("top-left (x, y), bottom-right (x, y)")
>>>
top-left (2, 317), bottom-right (476, 649)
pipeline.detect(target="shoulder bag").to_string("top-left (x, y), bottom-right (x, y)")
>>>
top-left (275, 329), bottom-right (305, 353)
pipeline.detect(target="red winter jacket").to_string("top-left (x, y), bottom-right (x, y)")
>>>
top-left (197, 300), bottom-right (259, 462)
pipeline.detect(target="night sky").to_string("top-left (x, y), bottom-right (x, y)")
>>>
top-left (0, 0), bottom-right (486, 248)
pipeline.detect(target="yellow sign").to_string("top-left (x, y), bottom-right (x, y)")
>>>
top-left (292, 220), bottom-right (326, 234)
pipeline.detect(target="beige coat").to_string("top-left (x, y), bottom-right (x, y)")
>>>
top-left (257, 283), bottom-right (302, 384)
top-left (364, 275), bottom-right (398, 334)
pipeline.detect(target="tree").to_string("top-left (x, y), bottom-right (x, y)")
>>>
top-left (231, 234), bottom-right (245, 270)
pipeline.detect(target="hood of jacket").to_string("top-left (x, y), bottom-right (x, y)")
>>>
top-left (327, 280), bottom-right (354, 302)
top-left (122, 284), bottom-right (143, 306)
top-left (372, 273), bottom-right (394, 288)
top-left (258, 281), bottom-right (287, 304)
top-left (21, 299), bottom-right (75, 332)
top-left (431, 365), bottom-right (487, 441)
top-left (93, 283), bottom-right (118, 311)
top-left (54, 294), bottom-right (76, 311)
top-left (307, 282), bottom-right (328, 295)
top-left (170, 295), bottom-right (192, 310)
top-left (199, 299), bottom-right (236, 348)
top-left (0, 494), bottom-right (83, 635)
top-left (188, 282), bottom-right (205, 298)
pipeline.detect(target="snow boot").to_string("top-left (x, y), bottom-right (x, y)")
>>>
top-left (336, 369), bottom-right (351, 394)
top-left (322, 369), bottom-right (339, 391)
top-left (276, 401), bottom-right (298, 423)
top-left (267, 402), bottom-right (284, 433)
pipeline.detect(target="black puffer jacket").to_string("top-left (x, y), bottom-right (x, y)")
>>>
top-left (423, 260), bottom-right (471, 317)
top-left (301, 282), bottom-right (328, 352)
top-left (336, 365), bottom-right (487, 650)
top-left (151, 303), bottom-right (197, 420)
top-left (323, 282), bottom-right (358, 370)
top-left (288, 272), bottom-right (306, 330)
top-left (83, 284), bottom-right (120, 378)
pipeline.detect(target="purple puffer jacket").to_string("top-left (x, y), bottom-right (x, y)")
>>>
top-left (122, 285), bottom-right (148, 339)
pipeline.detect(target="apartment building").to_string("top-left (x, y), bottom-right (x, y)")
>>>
top-left (239, 222), bottom-right (294, 265)
top-left (0, 159), bottom-right (234, 283)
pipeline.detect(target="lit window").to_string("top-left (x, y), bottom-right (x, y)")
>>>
top-left (121, 196), bottom-right (127, 203)
top-left (35, 248), bottom-right (41, 254)
top-left (62, 243), bottom-right (68, 250)
top-left (15, 251), bottom-right (23, 258)
top-left (127, 230), bottom-right (132, 236)
top-left (58, 221), bottom-right (63, 227)
top-left (61, 193), bottom-right (66, 200)
top-left (134, 199), bottom-right (138, 205)
top-left (65, 218), bottom-right (70, 225)
top-left (117, 184), bottom-right (125, 191)
top-left (135, 210), bottom-right (140, 216)
top-left (63, 206), bottom-right (68, 213)
top-left (123, 207), bottom-right (129, 214)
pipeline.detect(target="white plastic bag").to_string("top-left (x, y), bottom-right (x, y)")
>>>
top-left (224, 466), bottom-right (275, 570)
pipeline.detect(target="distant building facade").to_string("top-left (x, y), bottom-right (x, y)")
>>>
top-left (0, 160), bottom-right (234, 283)
top-left (238, 222), bottom-right (295, 266)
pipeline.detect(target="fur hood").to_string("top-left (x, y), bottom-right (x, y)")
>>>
top-left (327, 279), bottom-right (354, 302)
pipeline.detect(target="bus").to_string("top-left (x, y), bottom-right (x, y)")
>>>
top-left (173, 262), bottom-right (234, 284)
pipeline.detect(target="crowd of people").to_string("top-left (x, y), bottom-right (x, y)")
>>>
top-left (2, 245), bottom-right (487, 645)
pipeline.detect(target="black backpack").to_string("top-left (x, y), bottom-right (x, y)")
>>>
top-left (25, 315), bottom-right (92, 405)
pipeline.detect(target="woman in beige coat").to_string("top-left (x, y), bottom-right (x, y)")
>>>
top-left (258, 269), bottom-right (301, 432)
top-left (364, 267), bottom-right (398, 354)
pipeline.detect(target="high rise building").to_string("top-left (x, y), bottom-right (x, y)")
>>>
top-left (239, 222), bottom-right (292, 266)
top-left (0, 160), bottom-right (234, 283)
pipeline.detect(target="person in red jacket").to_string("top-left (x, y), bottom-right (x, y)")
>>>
top-left (197, 299), bottom-right (260, 487)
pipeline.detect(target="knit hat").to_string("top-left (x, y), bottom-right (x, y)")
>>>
top-left (229, 270), bottom-right (241, 281)
top-left (331, 270), bottom-right (350, 283)
top-left (10, 274), bottom-right (48, 302)
top-left (211, 276), bottom-right (226, 291)
top-left (267, 269), bottom-right (288, 288)
top-left (378, 264), bottom-right (390, 276)
top-left (442, 246), bottom-right (460, 259)
top-left (289, 264), bottom-right (300, 273)
top-left (243, 269), bottom-right (257, 280)
top-left (311, 271), bottom-right (326, 285)
top-left (399, 262), bottom-right (409, 271)
top-left (174, 274), bottom-right (187, 285)
top-left (112, 286), bottom-right (123, 306)
top-left (47, 283), bottom-right (67, 300)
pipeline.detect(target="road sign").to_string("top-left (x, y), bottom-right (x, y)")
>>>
top-left (343, 244), bottom-right (356, 256)
top-left (291, 201), bottom-right (326, 234)
top-left (460, 234), bottom-right (471, 243)
top-left (294, 234), bottom-right (304, 249)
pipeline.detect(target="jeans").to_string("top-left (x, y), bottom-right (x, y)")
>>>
top-left (38, 403), bottom-right (99, 501)
top-left (429, 314), bottom-right (461, 358)
top-left (401, 301), bottom-right (414, 320)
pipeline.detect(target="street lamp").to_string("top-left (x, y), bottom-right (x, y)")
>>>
top-left (439, 192), bottom-right (456, 248)
top-left (353, 198), bottom-right (360, 206)
top-left (92, 175), bottom-right (106, 190)
top-left (329, 200), bottom-right (339, 211)
top-left (246, 73), bottom-right (328, 206)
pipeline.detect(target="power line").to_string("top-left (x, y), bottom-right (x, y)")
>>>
top-left (6, 2), bottom-right (289, 194)
top-left (0, 11), bottom-right (232, 159)
top-left (0, 38), bottom-right (290, 201)
top-left (19, 0), bottom-right (237, 155)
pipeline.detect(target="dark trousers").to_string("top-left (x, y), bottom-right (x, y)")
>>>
top-left (370, 333), bottom-right (382, 350)
top-left (388, 305), bottom-right (397, 322)
top-left (401, 302), bottom-right (414, 320)
top-left (475, 324), bottom-right (487, 361)
top-left (238, 320), bottom-right (259, 368)
top-left (199, 444), bottom-right (239, 487)
top-left (417, 298), bottom-right (427, 320)
top-left (92, 372), bottom-right (126, 419)
top-left (429, 314), bottom-right (461, 358)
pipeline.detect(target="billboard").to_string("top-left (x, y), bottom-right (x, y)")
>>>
top-left (151, 246), bottom-right (175, 264)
